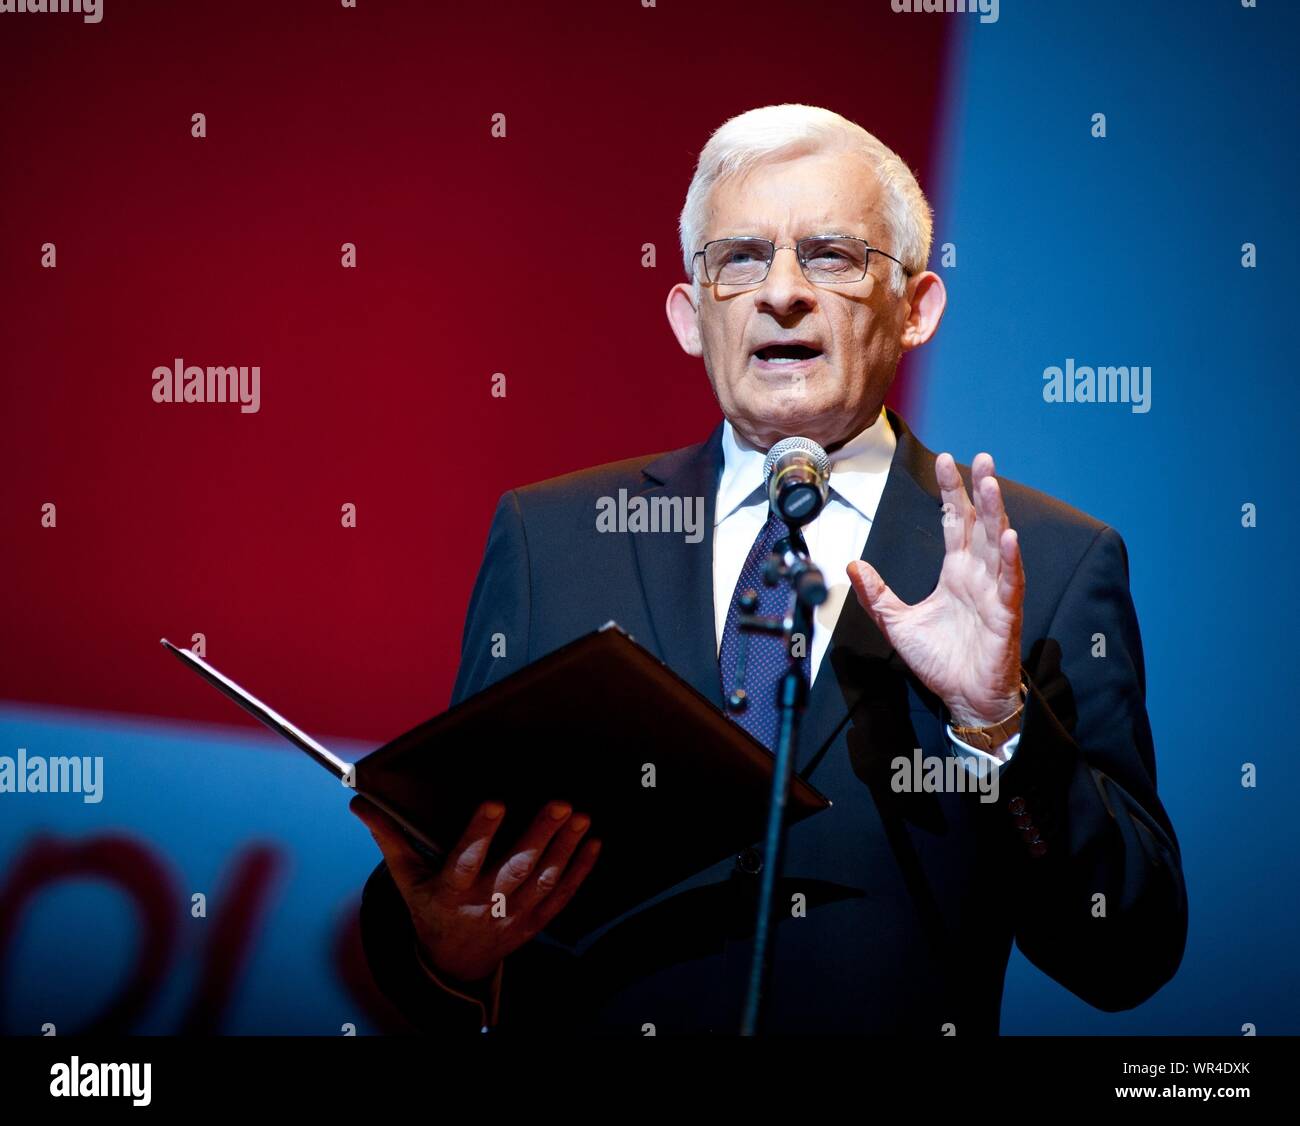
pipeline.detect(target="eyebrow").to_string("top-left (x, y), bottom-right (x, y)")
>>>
top-left (711, 228), bottom-right (866, 241)
top-left (722, 216), bottom-right (845, 231)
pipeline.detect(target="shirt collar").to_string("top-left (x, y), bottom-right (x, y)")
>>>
top-left (715, 407), bottom-right (897, 526)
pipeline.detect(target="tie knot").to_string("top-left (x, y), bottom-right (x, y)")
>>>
top-left (759, 507), bottom-right (794, 547)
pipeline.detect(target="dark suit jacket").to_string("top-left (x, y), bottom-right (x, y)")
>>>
top-left (359, 410), bottom-right (1188, 1034)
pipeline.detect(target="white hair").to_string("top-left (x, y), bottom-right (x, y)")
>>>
top-left (677, 104), bottom-right (934, 297)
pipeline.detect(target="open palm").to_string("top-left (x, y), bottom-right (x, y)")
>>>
top-left (848, 451), bottom-right (1024, 728)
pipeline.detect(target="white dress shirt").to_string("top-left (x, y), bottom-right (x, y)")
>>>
top-left (712, 408), bottom-right (1018, 770)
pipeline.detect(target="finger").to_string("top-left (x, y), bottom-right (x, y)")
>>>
top-left (493, 801), bottom-right (573, 898)
top-left (512, 811), bottom-right (592, 916)
top-left (936, 452), bottom-right (975, 553)
top-left (531, 837), bottom-right (603, 934)
top-left (350, 795), bottom-right (439, 896)
top-left (996, 528), bottom-right (1025, 609)
top-left (438, 800), bottom-right (509, 893)
top-left (847, 560), bottom-right (909, 631)
top-left (972, 465), bottom-right (1009, 574)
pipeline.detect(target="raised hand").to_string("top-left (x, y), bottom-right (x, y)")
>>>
top-left (847, 451), bottom-right (1024, 729)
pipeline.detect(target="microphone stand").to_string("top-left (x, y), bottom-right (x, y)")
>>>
top-left (735, 524), bottom-right (824, 1036)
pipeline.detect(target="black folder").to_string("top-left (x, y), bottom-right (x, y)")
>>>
top-left (163, 623), bottom-right (831, 944)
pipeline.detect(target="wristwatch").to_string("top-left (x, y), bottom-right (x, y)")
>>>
top-left (949, 681), bottom-right (1028, 753)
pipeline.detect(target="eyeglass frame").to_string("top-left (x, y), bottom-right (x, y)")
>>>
top-left (691, 234), bottom-right (912, 287)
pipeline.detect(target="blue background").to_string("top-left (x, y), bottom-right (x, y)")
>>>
top-left (914, 0), bottom-right (1298, 1033)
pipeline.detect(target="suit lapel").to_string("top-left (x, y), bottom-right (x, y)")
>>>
top-left (797, 410), bottom-right (948, 774)
top-left (631, 424), bottom-right (727, 705)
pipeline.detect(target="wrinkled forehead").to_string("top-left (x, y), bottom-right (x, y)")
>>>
top-left (702, 149), bottom-right (888, 244)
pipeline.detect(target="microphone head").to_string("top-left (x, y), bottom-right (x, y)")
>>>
top-left (762, 436), bottom-right (830, 483)
top-left (763, 437), bottom-right (830, 526)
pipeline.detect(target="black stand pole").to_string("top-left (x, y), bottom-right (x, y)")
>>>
top-left (735, 527), bottom-right (822, 1036)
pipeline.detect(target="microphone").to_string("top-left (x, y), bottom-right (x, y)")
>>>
top-left (763, 437), bottom-right (830, 528)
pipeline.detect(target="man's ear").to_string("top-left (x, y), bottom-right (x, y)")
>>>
top-left (666, 282), bottom-right (703, 357)
top-left (899, 271), bottom-right (947, 352)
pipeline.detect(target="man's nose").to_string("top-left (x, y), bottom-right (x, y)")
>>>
top-left (755, 246), bottom-right (816, 316)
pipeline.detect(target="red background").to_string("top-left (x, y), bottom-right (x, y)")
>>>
top-left (0, 0), bottom-right (951, 743)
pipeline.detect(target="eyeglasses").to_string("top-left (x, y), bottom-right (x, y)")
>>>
top-left (692, 235), bottom-right (910, 287)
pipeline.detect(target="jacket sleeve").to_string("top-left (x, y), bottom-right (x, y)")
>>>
top-left (993, 524), bottom-right (1188, 1011)
top-left (449, 489), bottom-right (533, 704)
top-left (359, 491), bottom-right (538, 1032)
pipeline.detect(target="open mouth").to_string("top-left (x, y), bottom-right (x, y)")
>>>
top-left (753, 344), bottom-right (823, 364)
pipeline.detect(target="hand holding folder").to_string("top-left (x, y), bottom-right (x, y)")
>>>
top-left (350, 792), bottom-right (602, 987)
top-left (162, 622), bottom-right (831, 974)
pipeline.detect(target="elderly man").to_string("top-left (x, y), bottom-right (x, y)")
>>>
top-left (351, 104), bottom-right (1187, 1034)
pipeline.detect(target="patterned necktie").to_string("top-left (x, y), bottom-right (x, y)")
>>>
top-left (718, 507), bottom-right (812, 751)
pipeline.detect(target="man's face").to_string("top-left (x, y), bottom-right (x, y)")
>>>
top-left (667, 148), bottom-right (940, 452)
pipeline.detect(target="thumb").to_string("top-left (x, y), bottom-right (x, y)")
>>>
top-left (847, 560), bottom-right (907, 629)
top-left (350, 795), bottom-right (435, 893)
